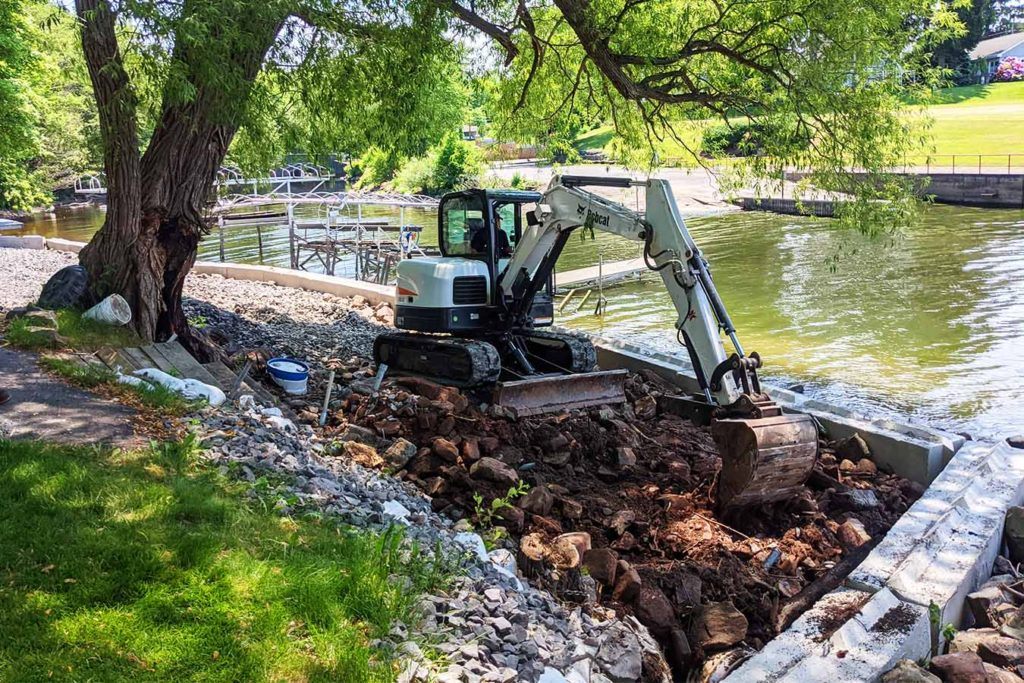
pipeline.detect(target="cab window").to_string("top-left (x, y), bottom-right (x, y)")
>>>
top-left (441, 195), bottom-right (486, 256)
top-left (495, 203), bottom-right (518, 252)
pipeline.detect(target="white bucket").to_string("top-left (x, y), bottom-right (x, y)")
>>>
top-left (267, 357), bottom-right (309, 395)
top-left (83, 294), bottom-right (132, 326)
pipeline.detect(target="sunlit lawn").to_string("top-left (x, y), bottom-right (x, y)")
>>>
top-left (0, 439), bottom-right (446, 682)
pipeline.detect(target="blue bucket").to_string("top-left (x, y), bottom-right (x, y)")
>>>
top-left (267, 357), bottom-right (309, 394)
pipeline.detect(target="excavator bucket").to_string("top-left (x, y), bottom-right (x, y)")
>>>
top-left (492, 370), bottom-right (629, 417)
top-left (712, 413), bottom-right (818, 508)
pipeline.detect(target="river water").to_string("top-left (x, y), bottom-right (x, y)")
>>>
top-left (14, 203), bottom-right (1024, 439)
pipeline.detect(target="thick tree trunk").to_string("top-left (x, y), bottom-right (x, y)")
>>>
top-left (75, 1), bottom-right (284, 344)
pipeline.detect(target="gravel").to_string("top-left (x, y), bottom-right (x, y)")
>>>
top-left (0, 248), bottom-right (75, 311)
top-left (0, 246), bottom-right (669, 682)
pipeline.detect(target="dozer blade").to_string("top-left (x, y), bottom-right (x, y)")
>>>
top-left (712, 413), bottom-right (818, 508)
top-left (492, 370), bottom-right (629, 417)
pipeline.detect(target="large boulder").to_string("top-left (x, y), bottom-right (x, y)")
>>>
top-left (693, 601), bottom-right (748, 651)
top-left (882, 659), bottom-right (940, 683)
top-left (38, 265), bottom-right (89, 310)
top-left (929, 652), bottom-right (988, 683)
top-left (469, 457), bottom-right (519, 486)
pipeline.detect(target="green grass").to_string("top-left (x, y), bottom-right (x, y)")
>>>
top-left (5, 308), bottom-right (140, 351)
top-left (0, 438), bottom-right (448, 682)
top-left (38, 356), bottom-right (198, 416)
top-left (573, 81), bottom-right (1024, 164)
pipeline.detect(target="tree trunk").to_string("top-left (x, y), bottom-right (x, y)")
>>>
top-left (75, 1), bottom-right (284, 344)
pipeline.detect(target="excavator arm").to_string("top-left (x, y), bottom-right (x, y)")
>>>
top-left (500, 175), bottom-right (818, 506)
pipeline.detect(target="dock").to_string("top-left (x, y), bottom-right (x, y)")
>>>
top-left (555, 257), bottom-right (646, 291)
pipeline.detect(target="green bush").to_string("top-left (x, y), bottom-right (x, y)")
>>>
top-left (350, 147), bottom-right (401, 189)
top-left (431, 132), bottom-right (483, 191)
top-left (391, 155), bottom-right (435, 194)
top-left (546, 137), bottom-right (581, 164)
top-left (701, 120), bottom-right (810, 158)
top-left (0, 160), bottom-right (50, 212)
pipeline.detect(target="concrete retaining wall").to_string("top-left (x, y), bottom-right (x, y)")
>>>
top-left (918, 173), bottom-right (1024, 209)
top-left (726, 440), bottom-right (1024, 682)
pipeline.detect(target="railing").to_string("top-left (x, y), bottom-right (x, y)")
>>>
top-left (910, 154), bottom-right (1024, 175)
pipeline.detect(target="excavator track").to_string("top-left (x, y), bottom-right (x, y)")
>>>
top-left (373, 332), bottom-right (501, 388)
top-left (519, 329), bottom-right (598, 374)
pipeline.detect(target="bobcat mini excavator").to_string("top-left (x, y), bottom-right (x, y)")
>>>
top-left (374, 175), bottom-right (818, 507)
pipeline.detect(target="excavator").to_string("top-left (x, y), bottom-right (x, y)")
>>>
top-left (374, 175), bottom-right (817, 507)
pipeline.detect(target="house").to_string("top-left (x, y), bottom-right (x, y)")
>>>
top-left (969, 31), bottom-right (1024, 83)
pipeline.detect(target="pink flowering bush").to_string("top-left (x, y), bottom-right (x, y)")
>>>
top-left (994, 57), bottom-right (1024, 82)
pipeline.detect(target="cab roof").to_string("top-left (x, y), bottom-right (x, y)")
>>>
top-left (444, 188), bottom-right (543, 204)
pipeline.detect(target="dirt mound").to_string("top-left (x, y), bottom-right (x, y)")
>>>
top-left (322, 362), bottom-right (922, 678)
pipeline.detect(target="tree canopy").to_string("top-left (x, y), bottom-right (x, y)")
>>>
top-left (59, 0), bottom-right (965, 341)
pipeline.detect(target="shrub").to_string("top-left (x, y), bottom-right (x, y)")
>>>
top-left (431, 133), bottom-right (483, 191)
top-left (391, 155), bottom-right (435, 194)
top-left (994, 57), bottom-right (1024, 83)
top-left (349, 146), bottom-right (401, 189)
top-left (700, 120), bottom-right (809, 157)
top-left (0, 161), bottom-right (50, 212)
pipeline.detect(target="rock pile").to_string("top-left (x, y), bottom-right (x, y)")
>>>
top-left (315, 357), bottom-right (922, 679)
top-left (197, 396), bottom-right (669, 682)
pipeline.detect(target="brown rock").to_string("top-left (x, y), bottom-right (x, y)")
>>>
top-left (983, 663), bottom-right (1024, 683)
top-left (978, 636), bottom-right (1024, 667)
top-left (342, 441), bottom-right (383, 468)
top-left (519, 486), bottom-right (555, 516)
top-left (635, 586), bottom-right (677, 635)
top-left (478, 436), bottom-right (500, 455)
top-left (558, 496), bottom-right (584, 520)
top-left (460, 438), bottom-right (480, 463)
top-left (855, 458), bottom-right (878, 475)
top-left (837, 518), bottom-right (872, 548)
top-left (616, 447), bottom-right (637, 468)
top-left (612, 566), bottom-right (642, 603)
top-left (469, 457), bottom-right (519, 486)
top-left (673, 572), bottom-right (702, 614)
top-left (548, 536), bottom-right (581, 569)
top-left (548, 432), bottom-right (571, 451)
top-left (431, 437), bottom-right (460, 463)
top-left (396, 376), bottom-right (444, 400)
top-left (882, 659), bottom-right (940, 683)
top-left (606, 509), bottom-right (636, 536)
top-left (582, 547), bottom-right (618, 586)
top-left (611, 531), bottom-right (637, 551)
top-left (929, 652), bottom-right (988, 683)
top-left (836, 433), bottom-right (872, 461)
top-left (382, 438), bottom-right (417, 468)
top-left (693, 601), bottom-right (748, 650)
top-left (633, 394), bottom-right (658, 420)
top-left (437, 415), bottom-right (455, 435)
top-left (950, 628), bottom-right (1003, 655)
top-left (556, 531), bottom-right (592, 558)
top-left (520, 533), bottom-right (548, 561)
top-left (543, 451), bottom-right (572, 467)
top-left (437, 386), bottom-right (469, 413)
top-left (1005, 507), bottom-right (1024, 564)
top-left (497, 505), bottom-right (525, 533)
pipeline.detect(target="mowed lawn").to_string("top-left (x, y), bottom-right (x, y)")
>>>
top-left (574, 81), bottom-right (1024, 164)
top-left (919, 81), bottom-right (1024, 161)
top-left (0, 439), bottom-right (445, 682)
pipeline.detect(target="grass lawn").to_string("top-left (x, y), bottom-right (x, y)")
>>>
top-left (573, 81), bottom-right (1024, 164)
top-left (0, 439), bottom-right (446, 682)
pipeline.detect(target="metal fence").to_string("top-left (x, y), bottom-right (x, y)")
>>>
top-left (910, 154), bottom-right (1024, 175)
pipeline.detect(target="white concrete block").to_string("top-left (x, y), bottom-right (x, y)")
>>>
top-left (725, 588), bottom-right (929, 682)
top-left (0, 235), bottom-right (45, 249)
top-left (45, 237), bottom-right (86, 253)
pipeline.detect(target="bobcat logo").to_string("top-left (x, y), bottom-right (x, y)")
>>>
top-left (576, 203), bottom-right (586, 217)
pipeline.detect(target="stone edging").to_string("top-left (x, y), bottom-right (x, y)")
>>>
top-left (9, 234), bottom-right (1020, 682)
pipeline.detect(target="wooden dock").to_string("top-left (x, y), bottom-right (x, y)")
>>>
top-left (555, 257), bottom-right (646, 291)
top-left (61, 341), bottom-right (281, 408)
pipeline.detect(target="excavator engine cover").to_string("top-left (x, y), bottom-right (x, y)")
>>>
top-left (712, 413), bottom-right (818, 508)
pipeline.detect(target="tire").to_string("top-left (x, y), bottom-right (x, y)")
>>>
top-left (38, 265), bottom-right (89, 310)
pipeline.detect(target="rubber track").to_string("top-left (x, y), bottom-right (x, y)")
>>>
top-left (374, 332), bottom-right (502, 387)
top-left (521, 329), bottom-right (598, 373)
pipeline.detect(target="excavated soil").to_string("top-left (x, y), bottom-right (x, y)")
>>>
top-left (310, 360), bottom-right (922, 678)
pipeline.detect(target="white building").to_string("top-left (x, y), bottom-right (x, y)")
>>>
top-left (969, 31), bottom-right (1024, 83)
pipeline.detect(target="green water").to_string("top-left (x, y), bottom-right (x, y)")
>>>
top-left (15, 203), bottom-right (1024, 438)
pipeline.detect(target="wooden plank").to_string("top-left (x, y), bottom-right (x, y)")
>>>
top-left (122, 347), bottom-right (153, 370)
top-left (154, 342), bottom-right (221, 387)
top-left (205, 361), bottom-right (277, 406)
top-left (97, 347), bottom-right (139, 373)
top-left (139, 344), bottom-right (177, 374)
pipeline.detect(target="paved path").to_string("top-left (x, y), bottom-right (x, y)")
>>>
top-left (0, 347), bottom-right (138, 447)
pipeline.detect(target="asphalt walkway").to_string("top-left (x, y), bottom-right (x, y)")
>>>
top-left (0, 347), bottom-right (138, 447)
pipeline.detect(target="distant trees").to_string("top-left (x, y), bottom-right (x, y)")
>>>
top-left (0, 1), bottom-right (99, 211)
top-left (931, 0), bottom-right (996, 84)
